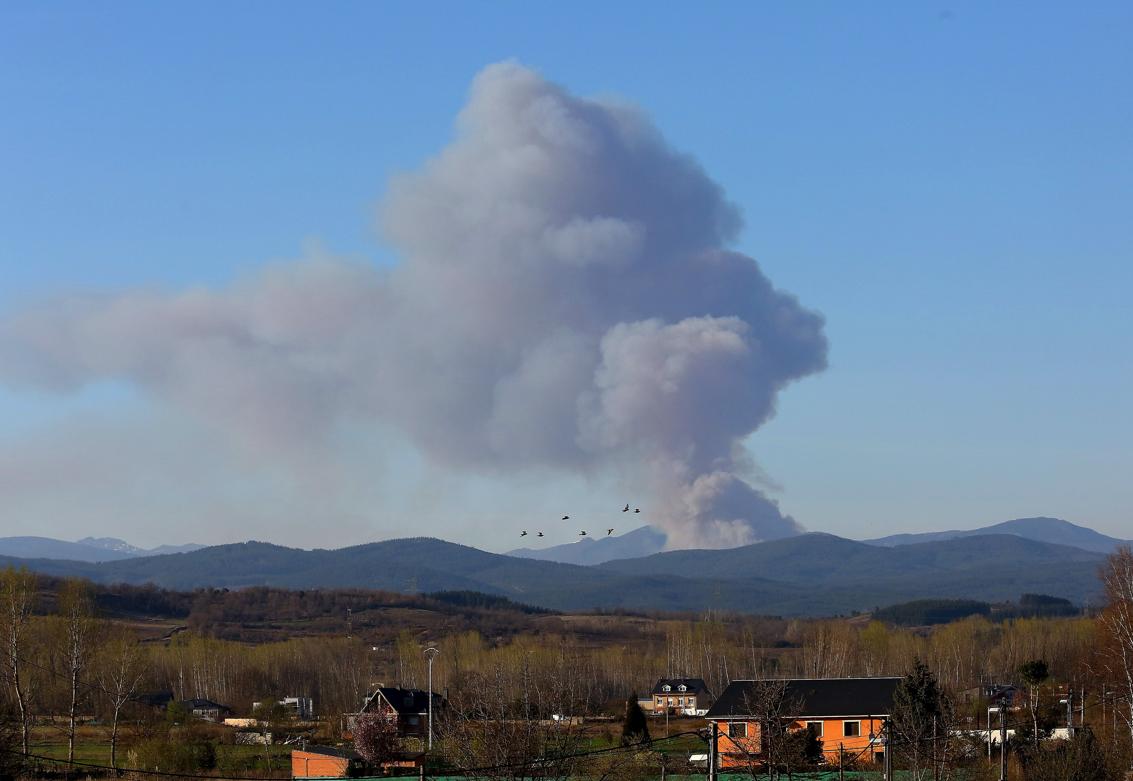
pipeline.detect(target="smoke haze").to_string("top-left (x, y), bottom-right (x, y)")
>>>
top-left (0, 63), bottom-right (826, 548)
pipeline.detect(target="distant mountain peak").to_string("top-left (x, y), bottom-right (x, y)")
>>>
top-left (77, 537), bottom-right (145, 555)
top-left (864, 516), bottom-right (1129, 555)
top-left (0, 536), bottom-right (205, 563)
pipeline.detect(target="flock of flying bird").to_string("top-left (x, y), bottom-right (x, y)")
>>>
top-left (520, 503), bottom-right (640, 540)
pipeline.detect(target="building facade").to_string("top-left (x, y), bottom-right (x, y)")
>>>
top-left (705, 677), bottom-right (900, 768)
top-left (651, 678), bottom-right (712, 716)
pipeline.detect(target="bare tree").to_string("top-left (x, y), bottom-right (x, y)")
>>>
top-left (96, 632), bottom-right (144, 769)
top-left (1099, 545), bottom-right (1133, 764)
top-left (353, 711), bottom-right (402, 768)
top-left (442, 660), bottom-right (587, 781)
top-left (58, 579), bottom-right (97, 764)
top-left (1019, 729), bottom-right (1110, 781)
top-left (0, 567), bottom-right (37, 756)
top-left (732, 680), bottom-right (806, 781)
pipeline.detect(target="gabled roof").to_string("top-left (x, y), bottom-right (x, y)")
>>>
top-left (131, 690), bottom-right (174, 707)
top-left (651, 678), bottom-right (710, 696)
top-left (180, 698), bottom-right (232, 711)
top-left (362, 687), bottom-right (443, 716)
top-left (705, 678), bottom-right (901, 719)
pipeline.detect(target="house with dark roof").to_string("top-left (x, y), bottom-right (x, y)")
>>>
top-left (705, 677), bottom-right (900, 768)
top-left (130, 690), bottom-right (174, 712)
top-left (179, 698), bottom-right (233, 723)
top-left (651, 678), bottom-right (713, 716)
top-left (351, 687), bottom-right (445, 738)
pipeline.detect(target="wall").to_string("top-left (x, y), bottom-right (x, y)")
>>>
top-left (291, 750), bottom-right (350, 778)
top-left (714, 717), bottom-right (886, 768)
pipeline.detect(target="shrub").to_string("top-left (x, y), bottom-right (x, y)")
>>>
top-left (131, 736), bottom-right (217, 772)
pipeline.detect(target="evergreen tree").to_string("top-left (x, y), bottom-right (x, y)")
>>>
top-left (621, 694), bottom-right (650, 746)
top-left (891, 658), bottom-right (953, 781)
top-left (1018, 658), bottom-right (1050, 749)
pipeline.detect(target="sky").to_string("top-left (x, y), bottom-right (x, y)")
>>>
top-left (1, 2), bottom-right (1130, 551)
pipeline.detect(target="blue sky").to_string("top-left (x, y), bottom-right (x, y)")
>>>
top-left (1, 2), bottom-right (1130, 548)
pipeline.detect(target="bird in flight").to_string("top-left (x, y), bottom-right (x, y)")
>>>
top-left (520, 530), bottom-right (528, 537)
top-left (562, 515), bottom-right (570, 520)
top-left (634, 508), bottom-right (641, 513)
top-left (537, 532), bottom-right (544, 537)
top-left (579, 530), bottom-right (587, 536)
top-left (623, 503), bottom-right (629, 512)
top-left (607, 528), bottom-right (614, 536)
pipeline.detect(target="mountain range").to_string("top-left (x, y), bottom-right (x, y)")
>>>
top-left (0, 536), bottom-right (204, 563)
top-left (0, 517), bottom-right (1116, 616)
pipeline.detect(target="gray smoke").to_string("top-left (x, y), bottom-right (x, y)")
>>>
top-left (0, 63), bottom-right (826, 548)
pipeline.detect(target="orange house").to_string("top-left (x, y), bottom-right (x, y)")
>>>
top-left (291, 745), bottom-right (362, 778)
top-left (705, 677), bottom-right (900, 769)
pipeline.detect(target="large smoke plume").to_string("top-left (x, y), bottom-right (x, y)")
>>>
top-left (0, 63), bottom-right (826, 548)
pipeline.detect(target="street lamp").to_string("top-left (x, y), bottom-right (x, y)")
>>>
top-left (1059, 691), bottom-right (1074, 736)
top-left (423, 646), bottom-right (440, 751)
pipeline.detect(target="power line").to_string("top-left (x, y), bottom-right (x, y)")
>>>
top-left (1, 748), bottom-right (283, 781)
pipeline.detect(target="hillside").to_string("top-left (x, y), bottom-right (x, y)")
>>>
top-left (864, 517), bottom-right (1129, 554)
top-left (597, 533), bottom-right (1104, 593)
top-left (0, 531), bottom-right (1106, 616)
top-left (508, 525), bottom-right (666, 565)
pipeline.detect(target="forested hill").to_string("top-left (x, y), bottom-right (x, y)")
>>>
top-left (864, 516), bottom-right (1130, 554)
top-left (0, 532), bottom-right (1106, 617)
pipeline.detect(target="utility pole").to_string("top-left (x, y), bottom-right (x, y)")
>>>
top-left (838, 744), bottom-right (845, 781)
top-left (423, 646), bottom-right (440, 752)
top-left (883, 718), bottom-right (892, 781)
top-left (987, 704), bottom-right (993, 761)
top-left (999, 694), bottom-right (1008, 781)
top-left (708, 720), bottom-right (718, 781)
top-left (932, 714), bottom-right (939, 781)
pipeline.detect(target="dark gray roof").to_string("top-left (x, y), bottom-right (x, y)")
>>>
top-left (705, 678), bottom-right (900, 719)
top-left (363, 687), bottom-right (444, 716)
top-left (651, 678), bottom-right (710, 696)
top-left (180, 698), bottom-right (231, 711)
top-left (131, 690), bottom-right (174, 707)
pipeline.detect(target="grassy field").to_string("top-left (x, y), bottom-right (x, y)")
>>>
top-left (27, 725), bottom-right (292, 776)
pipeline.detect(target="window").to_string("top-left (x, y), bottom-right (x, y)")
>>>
top-left (843, 721), bottom-right (861, 737)
top-left (806, 721), bottom-right (823, 736)
top-left (678, 684), bottom-right (687, 692)
top-left (728, 722), bottom-right (748, 739)
top-left (662, 685), bottom-right (671, 692)
top-left (668, 697), bottom-right (675, 705)
top-left (408, 716), bottom-right (419, 726)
